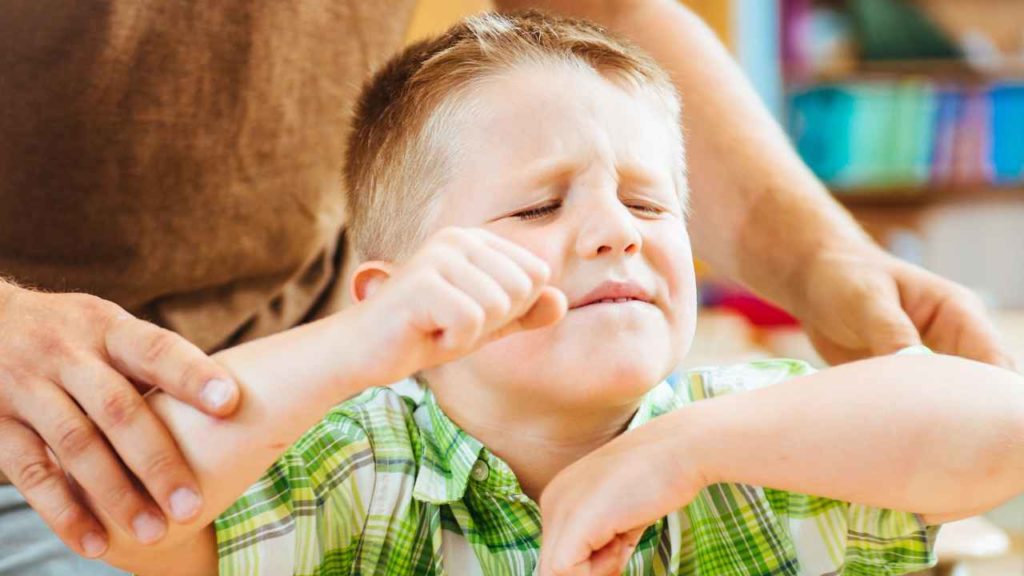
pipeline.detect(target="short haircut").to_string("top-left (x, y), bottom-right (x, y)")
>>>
top-left (344, 10), bottom-right (684, 261)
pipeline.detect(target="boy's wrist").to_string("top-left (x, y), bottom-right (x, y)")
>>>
top-left (654, 405), bottom-right (718, 494)
top-left (324, 302), bottom-right (418, 397)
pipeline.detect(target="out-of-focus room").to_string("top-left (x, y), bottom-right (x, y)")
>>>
top-left (411, 1), bottom-right (1024, 574)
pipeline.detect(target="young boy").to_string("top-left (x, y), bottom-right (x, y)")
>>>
top-left (88, 10), bottom-right (1024, 576)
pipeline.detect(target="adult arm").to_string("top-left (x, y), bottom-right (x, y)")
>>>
top-left (499, 0), bottom-right (1013, 368)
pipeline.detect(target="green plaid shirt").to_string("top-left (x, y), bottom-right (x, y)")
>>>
top-left (215, 356), bottom-right (938, 575)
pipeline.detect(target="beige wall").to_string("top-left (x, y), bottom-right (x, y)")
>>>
top-left (406, 1), bottom-right (733, 47)
top-left (407, 0), bottom-right (492, 43)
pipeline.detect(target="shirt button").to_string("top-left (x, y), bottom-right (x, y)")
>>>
top-left (471, 460), bottom-right (490, 482)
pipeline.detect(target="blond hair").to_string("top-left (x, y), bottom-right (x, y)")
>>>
top-left (344, 10), bottom-right (683, 260)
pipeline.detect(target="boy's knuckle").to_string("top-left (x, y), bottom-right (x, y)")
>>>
top-left (483, 292), bottom-right (512, 317)
top-left (506, 275), bottom-right (532, 301)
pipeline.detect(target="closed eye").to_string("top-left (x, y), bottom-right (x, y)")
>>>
top-left (513, 203), bottom-right (560, 221)
top-left (627, 204), bottom-right (664, 215)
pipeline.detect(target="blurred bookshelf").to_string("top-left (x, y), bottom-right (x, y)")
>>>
top-left (691, 0), bottom-right (1024, 313)
top-left (698, 0), bottom-right (1023, 203)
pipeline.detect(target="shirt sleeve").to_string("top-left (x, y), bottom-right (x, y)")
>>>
top-left (213, 408), bottom-right (377, 576)
top-left (764, 490), bottom-right (939, 575)
top-left (692, 347), bottom-right (939, 575)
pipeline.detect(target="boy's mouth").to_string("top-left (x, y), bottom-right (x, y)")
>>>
top-left (570, 280), bottom-right (654, 309)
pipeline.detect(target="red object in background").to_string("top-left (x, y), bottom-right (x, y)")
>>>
top-left (717, 291), bottom-right (800, 328)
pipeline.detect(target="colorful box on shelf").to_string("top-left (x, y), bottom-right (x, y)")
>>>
top-left (788, 80), bottom-right (1024, 192)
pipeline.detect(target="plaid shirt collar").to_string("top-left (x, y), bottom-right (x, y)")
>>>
top-left (410, 380), bottom-right (681, 505)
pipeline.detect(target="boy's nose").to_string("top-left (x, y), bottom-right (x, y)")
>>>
top-left (575, 202), bottom-right (642, 259)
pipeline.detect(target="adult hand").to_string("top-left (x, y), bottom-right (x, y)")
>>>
top-left (0, 283), bottom-right (240, 559)
top-left (795, 247), bottom-right (1014, 369)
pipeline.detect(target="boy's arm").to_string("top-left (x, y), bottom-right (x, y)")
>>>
top-left (685, 354), bottom-right (1024, 523)
top-left (93, 228), bottom-right (564, 575)
top-left (97, 307), bottom-right (387, 575)
top-left (539, 354), bottom-right (1024, 575)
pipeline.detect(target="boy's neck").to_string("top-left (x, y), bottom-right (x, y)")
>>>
top-left (431, 380), bottom-right (640, 502)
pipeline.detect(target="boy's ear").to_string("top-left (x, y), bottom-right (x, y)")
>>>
top-left (350, 261), bottom-right (396, 303)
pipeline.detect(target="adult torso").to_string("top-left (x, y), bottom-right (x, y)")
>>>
top-left (0, 0), bottom-right (417, 351)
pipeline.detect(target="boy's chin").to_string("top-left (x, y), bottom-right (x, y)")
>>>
top-left (533, 356), bottom-right (673, 405)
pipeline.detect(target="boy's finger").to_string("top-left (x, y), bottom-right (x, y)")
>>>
top-left (425, 277), bottom-right (485, 354)
top-left (490, 288), bottom-right (566, 341)
top-left (439, 259), bottom-right (513, 334)
top-left (542, 508), bottom-right (615, 576)
top-left (476, 231), bottom-right (550, 285)
top-left (464, 242), bottom-right (540, 312)
top-left (587, 537), bottom-right (627, 576)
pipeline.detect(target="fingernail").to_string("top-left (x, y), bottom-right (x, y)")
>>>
top-left (81, 532), bottom-right (107, 557)
top-left (200, 378), bottom-right (233, 411)
top-left (169, 487), bottom-right (202, 521)
top-left (132, 511), bottom-right (166, 544)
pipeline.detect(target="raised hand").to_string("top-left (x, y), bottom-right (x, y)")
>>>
top-left (351, 227), bottom-right (567, 383)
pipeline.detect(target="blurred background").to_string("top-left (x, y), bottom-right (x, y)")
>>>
top-left (409, 1), bottom-right (1024, 574)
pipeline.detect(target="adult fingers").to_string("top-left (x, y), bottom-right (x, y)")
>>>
top-left (927, 292), bottom-right (1016, 369)
top-left (105, 317), bottom-right (239, 416)
top-left (11, 378), bottom-right (168, 545)
top-left (0, 416), bottom-right (109, 558)
top-left (851, 289), bottom-right (922, 357)
top-left (60, 359), bottom-right (203, 525)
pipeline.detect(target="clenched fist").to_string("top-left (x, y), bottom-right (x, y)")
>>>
top-left (350, 227), bottom-right (567, 384)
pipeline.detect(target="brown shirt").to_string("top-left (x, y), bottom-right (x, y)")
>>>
top-left (0, 0), bottom-right (417, 352)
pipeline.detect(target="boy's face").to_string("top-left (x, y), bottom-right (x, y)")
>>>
top-left (428, 63), bottom-right (697, 406)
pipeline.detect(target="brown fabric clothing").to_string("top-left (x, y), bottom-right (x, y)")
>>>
top-left (0, 0), bottom-right (417, 352)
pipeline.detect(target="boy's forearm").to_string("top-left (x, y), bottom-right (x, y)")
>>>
top-left (100, 306), bottom-right (384, 572)
top-left (669, 354), bottom-right (1024, 522)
